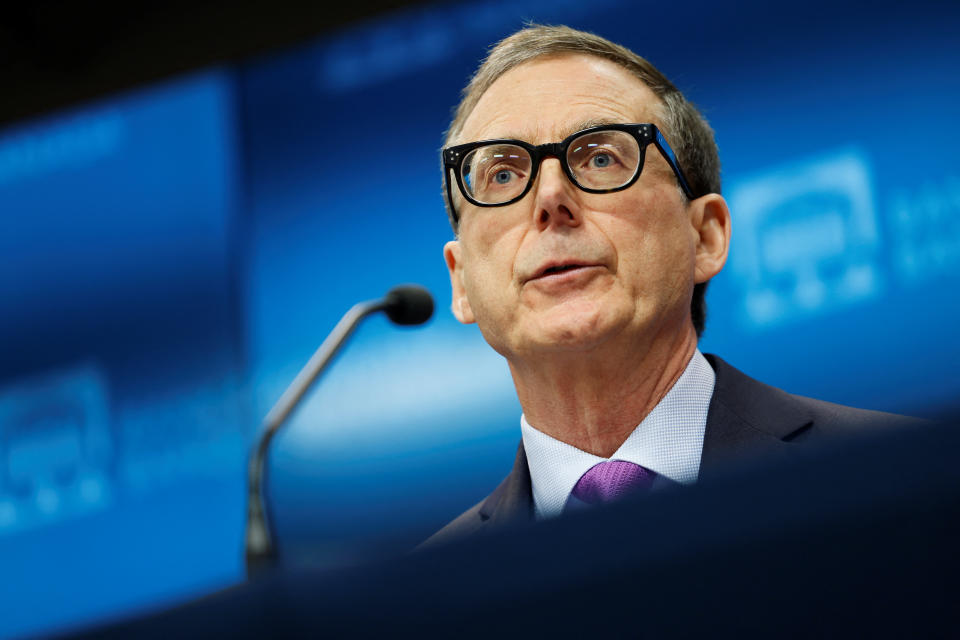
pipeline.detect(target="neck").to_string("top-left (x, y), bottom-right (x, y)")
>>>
top-left (509, 323), bottom-right (698, 458)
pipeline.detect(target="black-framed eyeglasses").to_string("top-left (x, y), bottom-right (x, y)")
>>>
top-left (442, 123), bottom-right (697, 222)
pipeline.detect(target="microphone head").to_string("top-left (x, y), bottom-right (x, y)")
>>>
top-left (383, 285), bottom-right (434, 326)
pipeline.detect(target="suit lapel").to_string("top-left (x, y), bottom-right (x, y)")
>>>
top-left (699, 354), bottom-right (814, 478)
top-left (478, 442), bottom-right (534, 527)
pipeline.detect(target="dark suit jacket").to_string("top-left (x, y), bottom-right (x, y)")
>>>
top-left (423, 354), bottom-right (915, 548)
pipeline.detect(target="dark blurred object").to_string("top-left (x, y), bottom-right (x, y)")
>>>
top-left (0, 0), bottom-right (432, 128)
top-left (69, 417), bottom-right (960, 638)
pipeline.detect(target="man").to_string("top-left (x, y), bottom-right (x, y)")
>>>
top-left (426, 25), bottom-right (910, 546)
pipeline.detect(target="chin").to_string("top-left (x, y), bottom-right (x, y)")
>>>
top-left (524, 308), bottom-right (624, 353)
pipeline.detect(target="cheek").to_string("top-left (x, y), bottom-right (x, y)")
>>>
top-left (459, 231), bottom-right (523, 315)
top-left (461, 213), bottom-right (526, 276)
top-left (600, 192), bottom-right (694, 289)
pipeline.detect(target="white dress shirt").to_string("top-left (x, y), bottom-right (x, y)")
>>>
top-left (520, 349), bottom-right (715, 519)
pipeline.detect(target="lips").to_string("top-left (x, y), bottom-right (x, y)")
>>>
top-left (525, 260), bottom-right (599, 283)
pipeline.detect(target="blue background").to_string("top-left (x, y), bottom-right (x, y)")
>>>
top-left (2, 0), bottom-right (959, 636)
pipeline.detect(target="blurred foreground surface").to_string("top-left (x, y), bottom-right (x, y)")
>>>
top-left (70, 419), bottom-right (960, 638)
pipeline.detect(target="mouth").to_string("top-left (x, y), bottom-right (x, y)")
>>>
top-left (541, 264), bottom-right (584, 276)
top-left (526, 260), bottom-right (599, 283)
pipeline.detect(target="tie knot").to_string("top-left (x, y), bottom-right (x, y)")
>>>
top-left (570, 460), bottom-right (656, 506)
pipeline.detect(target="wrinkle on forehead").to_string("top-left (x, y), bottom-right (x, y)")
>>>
top-left (457, 54), bottom-right (665, 145)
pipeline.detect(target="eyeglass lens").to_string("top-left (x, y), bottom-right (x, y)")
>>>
top-left (461, 143), bottom-right (531, 204)
top-left (460, 129), bottom-right (641, 205)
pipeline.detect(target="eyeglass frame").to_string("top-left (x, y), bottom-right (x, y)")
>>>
top-left (442, 123), bottom-right (698, 223)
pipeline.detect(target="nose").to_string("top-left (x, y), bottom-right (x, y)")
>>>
top-left (532, 157), bottom-right (581, 230)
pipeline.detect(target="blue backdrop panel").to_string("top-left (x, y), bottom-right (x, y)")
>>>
top-left (0, 71), bottom-right (246, 638)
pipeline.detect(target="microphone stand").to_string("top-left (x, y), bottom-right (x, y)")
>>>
top-left (245, 298), bottom-right (389, 577)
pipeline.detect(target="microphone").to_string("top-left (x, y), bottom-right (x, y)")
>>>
top-left (383, 285), bottom-right (435, 326)
top-left (245, 285), bottom-right (434, 577)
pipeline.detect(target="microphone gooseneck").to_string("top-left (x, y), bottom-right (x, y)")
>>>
top-left (245, 285), bottom-right (434, 578)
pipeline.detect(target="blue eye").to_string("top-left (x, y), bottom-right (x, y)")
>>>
top-left (591, 153), bottom-right (613, 168)
top-left (494, 169), bottom-right (514, 184)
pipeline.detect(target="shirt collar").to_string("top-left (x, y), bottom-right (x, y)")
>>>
top-left (520, 349), bottom-right (715, 519)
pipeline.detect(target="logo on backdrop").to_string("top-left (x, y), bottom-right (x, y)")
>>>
top-left (0, 112), bottom-right (123, 187)
top-left (889, 176), bottom-right (960, 283)
top-left (0, 365), bottom-right (114, 535)
top-left (727, 149), bottom-right (884, 328)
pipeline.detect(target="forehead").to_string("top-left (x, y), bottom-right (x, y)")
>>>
top-left (459, 54), bottom-right (662, 145)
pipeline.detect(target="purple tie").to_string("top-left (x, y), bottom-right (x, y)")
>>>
top-left (570, 460), bottom-right (657, 506)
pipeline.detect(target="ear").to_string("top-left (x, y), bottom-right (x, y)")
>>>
top-left (443, 240), bottom-right (476, 324)
top-left (690, 194), bottom-right (731, 284)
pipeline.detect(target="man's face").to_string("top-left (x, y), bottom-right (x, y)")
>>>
top-left (444, 54), bottom-right (711, 362)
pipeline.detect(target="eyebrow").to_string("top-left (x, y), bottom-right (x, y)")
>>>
top-left (566, 118), bottom-right (621, 136)
top-left (472, 118), bottom-right (623, 145)
top-left (496, 118), bottom-right (624, 143)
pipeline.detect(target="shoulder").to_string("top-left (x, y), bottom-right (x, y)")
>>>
top-left (700, 353), bottom-right (928, 475)
top-left (706, 353), bottom-right (924, 437)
